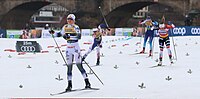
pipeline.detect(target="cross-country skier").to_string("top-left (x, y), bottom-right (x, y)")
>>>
top-left (50, 14), bottom-right (91, 91)
top-left (157, 21), bottom-right (175, 66)
top-left (98, 23), bottom-right (110, 35)
top-left (82, 28), bottom-right (102, 65)
top-left (139, 16), bottom-right (158, 56)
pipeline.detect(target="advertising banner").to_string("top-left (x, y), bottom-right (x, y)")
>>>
top-left (123, 28), bottom-right (133, 36)
top-left (16, 41), bottom-right (41, 52)
top-left (115, 28), bottom-right (123, 36)
top-left (7, 30), bottom-right (22, 38)
top-left (81, 29), bottom-right (91, 36)
top-left (169, 26), bottom-right (200, 36)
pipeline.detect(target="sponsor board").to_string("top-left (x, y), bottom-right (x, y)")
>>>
top-left (16, 41), bottom-right (41, 52)
top-left (172, 27), bottom-right (186, 36)
top-left (4, 26), bottom-right (200, 39)
top-left (169, 26), bottom-right (200, 36)
top-left (115, 28), bottom-right (123, 36)
top-left (81, 29), bottom-right (92, 36)
top-left (7, 30), bottom-right (22, 38)
top-left (123, 28), bottom-right (133, 36)
top-left (191, 28), bottom-right (200, 35)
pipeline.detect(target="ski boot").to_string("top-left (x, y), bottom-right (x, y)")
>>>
top-left (96, 61), bottom-right (100, 66)
top-left (96, 58), bottom-right (100, 66)
top-left (84, 78), bottom-right (91, 89)
top-left (157, 61), bottom-right (162, 66)
top-left (169, 55), bottom-right (174, 64)
top-left (65, 80), bottom-right (72, 91)
top-left (149, 50), bottom-right (152, 56)
top-left (170, 59), bottom-right (174, 64)
top-left (140, 48), bottom-right (145, 53)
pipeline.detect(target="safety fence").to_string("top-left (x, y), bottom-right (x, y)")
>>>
top-left (0, 26), bottom-right (200, 39)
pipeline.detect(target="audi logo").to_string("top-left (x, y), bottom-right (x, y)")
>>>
top-left (20, 46), bottom-right (36, 52)
top-left (173, 28), bottom-right (186, 36)
top-left (191, 28), bottom-right (200, 34)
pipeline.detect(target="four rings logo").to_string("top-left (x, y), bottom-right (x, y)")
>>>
top-left (20, 46), bottom-right (36, 52)
top-left (191, 28), bottom-right (200, 34)
top-left (173, 27), bottom-right (186, 36)
top-left (16, 41), bottom-right (41, 52)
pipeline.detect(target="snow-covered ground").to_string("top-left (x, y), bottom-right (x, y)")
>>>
top-left (0, 36), bottom-right (200, 99)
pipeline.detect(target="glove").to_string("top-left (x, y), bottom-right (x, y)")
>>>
top-left (138, 20), bottom-right (144, 24)
top-left (57, 32), bottom-right (62, 37)
top-left (107, 28), bottom-right (111, 31)
top-left (63, 34), bottom-right (70, 40)
top-left (99, 44), bottom-right (102, 48)
top-left (82, 57), bottom-right (85, 61)
top-left (150, 27), bottom-right (154, 30)
top-left (49, 30), bottom-right (55, 34)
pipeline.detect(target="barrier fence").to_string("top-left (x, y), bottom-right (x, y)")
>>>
top-left (2, 26), bottom-right (200, 38)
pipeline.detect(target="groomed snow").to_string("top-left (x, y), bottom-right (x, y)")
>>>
top-left (0, 36), bottom-right (200, 99)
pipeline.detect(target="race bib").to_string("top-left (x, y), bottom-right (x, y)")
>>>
top-left (145, 21), bottom-right (152, 26)
top-left (65, 27), bottom-right (76, 33)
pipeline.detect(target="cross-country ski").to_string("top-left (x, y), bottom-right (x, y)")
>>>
top-left (50, 88), bottom-right (100, 96)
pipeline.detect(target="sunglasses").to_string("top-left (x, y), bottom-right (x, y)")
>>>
top-left (67, 18), bottom-right (73, 20)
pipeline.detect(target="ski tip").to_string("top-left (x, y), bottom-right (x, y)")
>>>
top-left (90, 64), bottom-right (103, 67)
top-left (83, 87), bottom-right (100, 90)
top-left (50, 93), bottom-right (54, 96)
top-left (149, 65), bottom-right (166, 68)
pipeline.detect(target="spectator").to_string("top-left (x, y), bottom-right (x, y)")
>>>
top-left (30, 29), bottom-right (37, 38)
top-left (41, 24), bottom-right (52, 38)
top-left (184, 15), bottom-right (193, 26)
top-left (20, 30), bottom-right (28, 39)
top-left (132, 27), bottom-right (137, 36)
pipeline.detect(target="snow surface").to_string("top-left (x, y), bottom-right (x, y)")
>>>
top-left (0, 36), bottom-right (200, 99)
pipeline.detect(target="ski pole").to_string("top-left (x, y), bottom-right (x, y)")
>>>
top-left (51, 33), bottom-right (68, 66)
top-left (151, 27), bottom-right (159, 58)
top-left (99, 6), bottom-right (109, 28)
top-left (151, 32), bottom-right (155, 58)
top-left (170, 28), bottom-right (177, 61)
top-left (137, 23), bottom-right (144, 50)
top-left (83, 60), bottom-right (104, 85)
